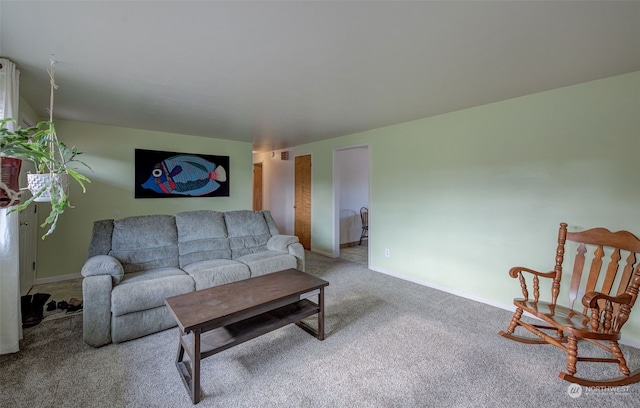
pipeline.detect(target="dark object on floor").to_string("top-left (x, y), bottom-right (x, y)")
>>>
top-left (66, 298), bottom-right (83, 313)
top-left (68, 298), bottom-right (83, 307)
top-left (66, 304), bottom-right (83, 313)
top-left (21, 293), bottom-right (51, 328)
top-left (499, 222), bottom-right (640, 387)
top-left (57, 301), bottom-right (69, 310)
top-left (46, 300), bottom-right (57, 311)
top-left (20, 295), bottom-right (32, 324)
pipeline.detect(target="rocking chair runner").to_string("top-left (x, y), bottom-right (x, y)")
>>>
top-left (499, 222), bottom-right (640, 387)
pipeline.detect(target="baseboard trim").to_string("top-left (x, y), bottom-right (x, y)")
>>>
top-left (310, 248), bottom-right (335, 258)
top-left (35, 273), bottom-right (82, 285)
top-left (370, 265), bottom-right (515, 311)
top-left (369, 265), bottom-right (640, 349)
top-left (340, 240), bottom-right (367, 249)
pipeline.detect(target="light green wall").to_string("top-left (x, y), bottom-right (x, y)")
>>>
top-left (31, 72), bottom-right (640, 344)
top-left (18, 96), bottom-right (39, 126)
top-left (36, 120), bottom-right (252, 279)
top-left (294, 71), bottom-right (640, 343)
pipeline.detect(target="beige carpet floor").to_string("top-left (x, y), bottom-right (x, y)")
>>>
top-left (340, 241), bottom-right (368, 266)
top-left (2, 251), bottom-right (640, 407)
top-left (28, 278), bottom-right (84, 322)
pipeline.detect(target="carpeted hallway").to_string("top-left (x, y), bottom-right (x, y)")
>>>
top-left (2, 251), bottom-right (639, 407)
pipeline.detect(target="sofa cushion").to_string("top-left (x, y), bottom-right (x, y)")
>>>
top-left (175, 210), bottom-right (231, 267)
top-left (236, 251), bottom-right (297, 277)
top-left (225, 210), bottom-right (272, 258)
top-left (109, 215), bottom-right (179, 273)
top-left (182, 259), bottom-right (251, 290)
top-left (111, 267), bottom-right (193, 316)
top-left (111, 305), bottom-right (178, 344)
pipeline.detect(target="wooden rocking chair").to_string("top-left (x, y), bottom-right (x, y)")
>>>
top-left (499, 222), bottom-right (640, 387)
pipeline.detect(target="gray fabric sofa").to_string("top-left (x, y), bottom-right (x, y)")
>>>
top-left (81, 210), bottom-right (305, 347)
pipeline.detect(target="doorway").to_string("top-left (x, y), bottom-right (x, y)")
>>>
top-left (334, 146), bottom-right (370, 266)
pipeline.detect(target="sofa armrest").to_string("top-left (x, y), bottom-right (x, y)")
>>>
top-left (82, 274), bottom-right (114, 347)
top-left (267, 235), bottom-right (305, 272)
top-left (267, 235), bottom-right (300, 251)
top-left (81, 255), bottom-right (121, 347)
top-left (288, 242), bottom-right (305, 272)
top-left (81, 255), bottom-right (124, 284)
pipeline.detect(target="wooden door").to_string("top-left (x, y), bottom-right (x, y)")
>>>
top-left (253, 163), bottom-right (263, 211)
top-left (294, 155), bottom-right (311, 249)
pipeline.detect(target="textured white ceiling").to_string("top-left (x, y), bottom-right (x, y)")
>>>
top-left (1, 1), bottom-right (639, 152)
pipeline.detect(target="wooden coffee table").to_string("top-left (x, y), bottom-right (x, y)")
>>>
top-left (165, 268), bottom-right (329, 404)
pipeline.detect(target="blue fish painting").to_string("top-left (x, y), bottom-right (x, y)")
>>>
top-left (141, 154), bottom-right (227, 196)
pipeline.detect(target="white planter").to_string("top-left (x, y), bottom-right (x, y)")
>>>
top-left (27, 173), bottom-right (69, 203)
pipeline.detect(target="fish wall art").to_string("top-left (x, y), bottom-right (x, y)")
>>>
top-left (135, 149), bottom-right (230, 198)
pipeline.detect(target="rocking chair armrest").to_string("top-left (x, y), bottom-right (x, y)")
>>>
top-left (508, 266), bottom-right (555, 279)
top-left (582, 292), bottom-right (632, 309)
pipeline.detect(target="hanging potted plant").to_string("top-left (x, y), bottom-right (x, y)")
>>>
top-left (0, 61), bottom-right (91, 238)
top-left (0, 120), bottom-right (49, 207)
top-left (22, 119), bottom-right (90, 204)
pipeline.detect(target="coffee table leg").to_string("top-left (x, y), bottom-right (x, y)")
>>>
top-left (192, 329), bottom-right (201, 404)
top-left (176, 334), bottom-right (185, 365)
top-left (175, 331), bottom-right (195, 403)
top-left (318, 287), bottom-right (325, 340)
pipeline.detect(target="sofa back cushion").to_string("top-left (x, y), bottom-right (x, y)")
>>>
top-left (261, 210), bottom-right (281, 236)
top-left (108, 215), bottom-right (179, 273)
top-left (87, 219), bottom-right (115, 257)
top-left (225, 210), bottom-right (272, 258)
top-left (175, 210), bottom-right (231, 267)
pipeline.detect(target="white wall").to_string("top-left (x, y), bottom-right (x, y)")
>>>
top-left (289, 72), bottom-right (640, 345)
top-left (254, 146), bottom-right (371, 244)
top-left (253, 150), bottom-right (295, 235)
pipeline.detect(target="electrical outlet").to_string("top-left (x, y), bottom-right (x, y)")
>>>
top-left (385, 248), bottom-right (390, 257)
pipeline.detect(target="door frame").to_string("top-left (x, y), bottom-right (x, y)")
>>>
top-left (18, 113), bottom-right (37, 294)
top-left (332, 144), bottom-right (370, 262)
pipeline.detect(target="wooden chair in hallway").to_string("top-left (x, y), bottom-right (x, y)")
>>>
top-left (359, 207), bottom-right (368, 245)
top-left (499, 222), bottom-right (640, 387)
